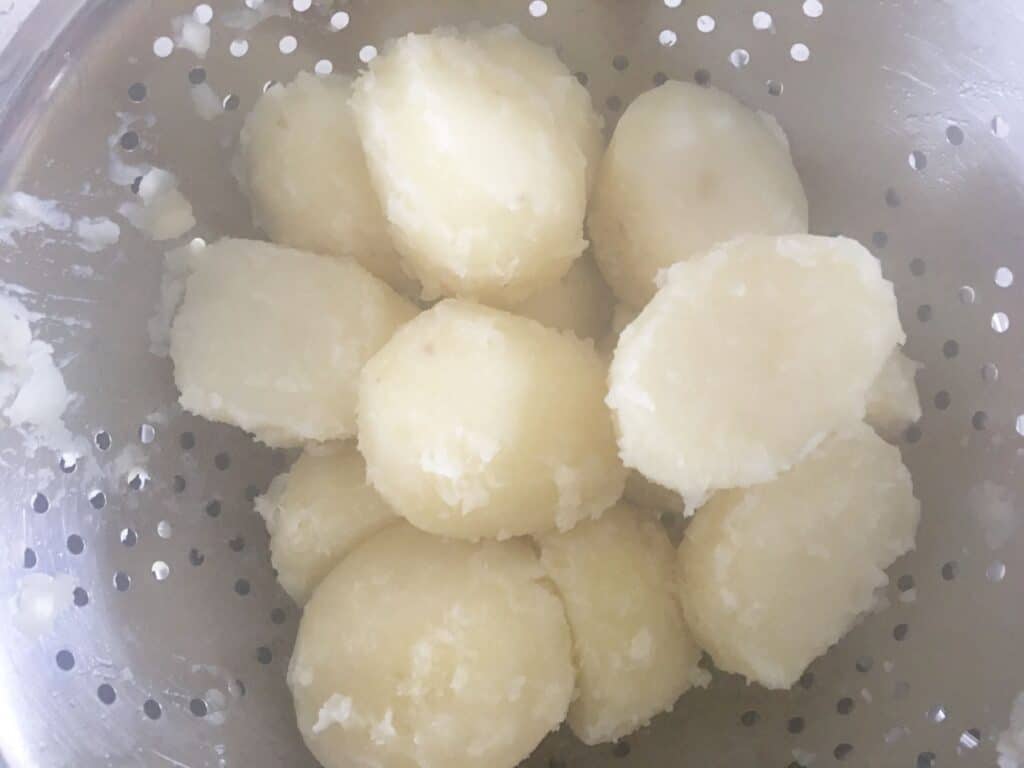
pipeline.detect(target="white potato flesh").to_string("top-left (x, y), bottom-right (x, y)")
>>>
top-left (170, 238), bottom-right (417, 447)
top-left (358, 300), bottom-right (625, 540)
top-left (589, 81), bottom-right (808, 307)
top-left (255, 443), bottom-right (396, 604)
top-left (238, 72), bottom-right (413, 294)
top-left (350, 27), bottom-right (595, 304)
top-left (512, 255), bottom-right (613, 340)
top-left (538, 503), bottom-right (706, 744)
top-left (677, 423), bottom-right (920, 689)
top-left (607, 235), bottom-right (904, 507)
top-left (289, 524), bottom-right (574, 768)
top-left (865, 349), bottom-right (921, 439)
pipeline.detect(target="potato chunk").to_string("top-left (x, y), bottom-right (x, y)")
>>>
top-left (255, 443), bottom-right (396, 603)
top-left (607, 235), bottom-right (903, 507)
top-left (170, 238), bottom-right (416, 447)
top-left (238, 72), bottom-right (412, 292)
top-left (538, 503), bottom-right (706, 744)
top-left (358, 299), bottom-right (625, 539)
top-left (289, 524), bottom-right (574, 768)
top-left (589, 81), bottom-right (808, 307)
top-left (677, 424), bottom-right (919, 689)
top-left (350, 27), bottom-right (598, 304)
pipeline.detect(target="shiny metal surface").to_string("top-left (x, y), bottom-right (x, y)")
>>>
top-left (1, 1), bottom-right (1023, 766)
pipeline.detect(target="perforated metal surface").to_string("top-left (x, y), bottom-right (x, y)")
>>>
top-left (1, 1), bottom-right (1024, 766)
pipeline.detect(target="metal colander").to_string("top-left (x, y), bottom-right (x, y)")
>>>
top-left (2, 0), bottom-right (1022, 766)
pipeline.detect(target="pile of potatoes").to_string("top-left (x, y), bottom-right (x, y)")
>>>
top-left (167, 24), bottom-right (921, 768)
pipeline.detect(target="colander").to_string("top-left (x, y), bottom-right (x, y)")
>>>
top-left (2, 0), bottom-right (1023, 766)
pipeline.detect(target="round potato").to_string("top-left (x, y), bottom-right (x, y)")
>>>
top-left (350, 27), bottom-right (597, 304)
top-left (255, 443), bottom-right (396, 604)
top-left (512, 255), bottom-right (613, 340)
top-left (358, 299), bottom-right (625, 540)
top-left (170, 238), bottom-right (417, 447)
top-left (589, 81), bottom-right (808, 307)
top-left (538, 503), bottom-right (707, 744)
top-left (238, 72), bottom-right (412, 293)
top-left (289, 524), bottom-right (574, 768)
top-left (607, 234), bottom-right (903, 507)
top-left (677, 423), bottom-right (920, 689)
top-left (865, 349), bottom-right (921, 439)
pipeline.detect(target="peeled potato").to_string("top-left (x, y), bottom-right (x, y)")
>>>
top-left (677, 423), bottom-right (920, 689)
top-left (238, 72), bottom-right (413, 293)
top-left (607, 235), bottom-right (904, 507)
top-left (351, 27), bottom-right (597, 304)
top-left (255, 443), bottom-right (396, 604)
top-left (358, 299), bottom-right (625, 540)
top-left (170, 238), bottom-right (417, 447)
top-left (512, 255), bottom-right (613, 340)
top-left (866, 349), bottom-right (921, 439)
top-left (589, 81), bottom-right (808, 307)
top-left (289, 524), bottom-right (574, 768)
top-left (538, 503), bottom-right (706, 744)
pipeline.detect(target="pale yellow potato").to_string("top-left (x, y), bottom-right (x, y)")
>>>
top-left (866, 349), bottom-right (921, 439)
top-left (512, 255), bottom-right (613, 340)
top-left (170, 238), bottom-right (417, 447)
top-left (351, 27), bottom-right (596, 304)
top-left (255, 443), bottom-right (396, 604)
top-left (289, 524), bottom-right (574, 768)
top-left (607, 235), bottom-right (903, 507)
top-left (238, 72), bottom-right (413, 294)
top-left (538, 503), bottom-right (707, 744)
top-left (589, 81), bottom-right (808, 307)
top-left (677, 423), bottom-right (920, 689)
top-left (358, 300), bottom-right (625, 540)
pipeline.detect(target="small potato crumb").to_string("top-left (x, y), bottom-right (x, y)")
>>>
top-left (290, 524), bottom-right (574, 768)
top-left (538, 503), bottom-right (706, 744)
top-left (358, 299), bottom-right (625, 540)
top-left (255, 443), bottom-right (397, 604)
top-left (170, 238), bottom-right (417, 447)
top-left (677, 423), bottom-right (920, 689)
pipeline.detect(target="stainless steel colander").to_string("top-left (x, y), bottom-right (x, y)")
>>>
top-left (2, 1), bottom-right (1023, 766)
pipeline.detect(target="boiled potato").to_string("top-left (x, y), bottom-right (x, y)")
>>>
top-left (238, 72), bottom-right (412, 293)
top-left (677, 423), bottom-right (920, 689)
top-left (865, 349), bottom-right (921, 439)
top-left (607, 235), bottom-right (903, 507)
top-left (512, 255), bottom-right (612, 340)
top-left (289, 524), bottom-right (574, 768)
top-left (255, 443), bottom-right (396, 604)
top-left (170, 238), bottom-right (416, 447)
top-left (358, 299), bottom-right (625, 540)
top-left (351, 27), bottom-right (597, 304)
top-left (538, 503), bottom-right (707, 744)
top-left (589, 81), bottom-right (808, 307)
